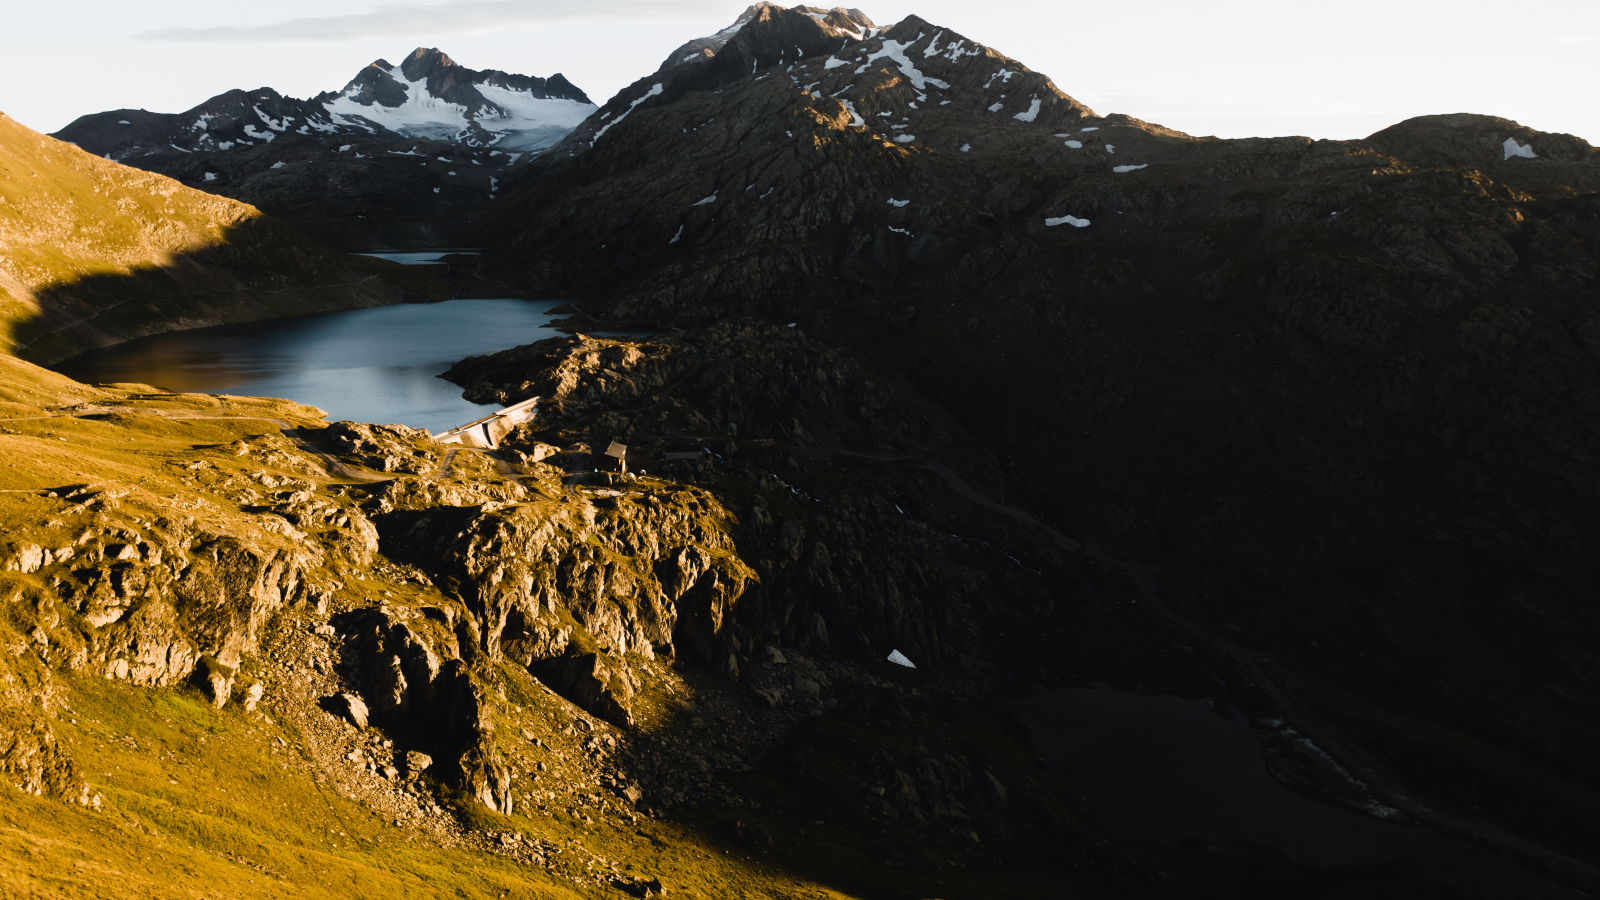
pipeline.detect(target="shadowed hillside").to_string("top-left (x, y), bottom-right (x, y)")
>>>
top-left (0, 111), bottom-right (443, 364)
top-left (470, 5), bottom-right (1600, 887)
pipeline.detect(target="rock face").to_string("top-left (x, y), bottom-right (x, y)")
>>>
top-left (43, 507), bottom-right (325, 692)
top-left (0, 353), bottom-right (1117, 894)
top-left (470, 2), bottom-right (1600, 872)
top-left (382, 479), bottom-right (756, 725)
top-left (51, 48), bottom-right (597, 230)
top-left (0, 111), bottom-right (441, 364)
top-left (441, 320), bottom-right (1049, 670)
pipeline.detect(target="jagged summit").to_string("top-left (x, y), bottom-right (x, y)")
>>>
top-left (53, 48), bottom-right (597, 161)
top-left (323, 47), bottom-right (595, 149)
top-left (658, 3), bottom-right (878, 73)
top-left (563, 5), bottom-right (1092, 157)
top-left (48, 48), bottom-right (601, 229)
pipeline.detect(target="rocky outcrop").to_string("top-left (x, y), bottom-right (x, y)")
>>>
top-left (445, 334), bottom-right (694, 415)
top-left (322, 421), bottom-right (439, 474)
top-left (441, 318), bottom-right (1047, 668)
top-left (330, 601), bottom-right (519, 809)
top-left (381, 482), bottom-right (756, 724)
top-left (446, 319), bottom-right (953, 448)
top-left (0, 718), bottom-right (99, 808)
top-left (173, 537), bottom-right (314, 669)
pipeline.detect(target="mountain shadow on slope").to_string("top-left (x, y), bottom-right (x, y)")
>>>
top-left (0, 109), bottom-right (444, 363)
top-left (465, 5), bottom-right (1600, 890)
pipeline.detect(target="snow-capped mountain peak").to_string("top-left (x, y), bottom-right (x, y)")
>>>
top-left (323, 47), bottom-right (597, 150)
top-left (55, 48), bottom-right (598, 162)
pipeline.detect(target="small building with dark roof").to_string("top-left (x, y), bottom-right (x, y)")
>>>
top-left (598, 441), bottom-right (629, 473)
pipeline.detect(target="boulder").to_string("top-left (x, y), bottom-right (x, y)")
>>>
top-left (334, 692), bottom-right (370, 729)
top-left (404, 750), bottom-right (434, 776)
top-left (195, 656), bottom-right (235, 709)
top-left (2, 543), bottom-right (44, 574)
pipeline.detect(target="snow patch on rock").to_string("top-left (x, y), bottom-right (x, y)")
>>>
top-left (592, 83), bottom-right (663, 145)
top-left (859, 35), bottom-right (950, 91)
top-left (842, 100), bottom-right (865, 128)
top-left (1503, 137), bottom-right (1537, 160)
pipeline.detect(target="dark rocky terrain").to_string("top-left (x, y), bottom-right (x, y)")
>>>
top-left (52, 48), bottom-right (597, 244)
top-left (466, 2), bottom-right (1600, 891)
top-left (4, 3), bottom-right (1599, 899)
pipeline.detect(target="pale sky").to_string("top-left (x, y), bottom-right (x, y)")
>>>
top-left (3, 0), bottom-right (1597, 144)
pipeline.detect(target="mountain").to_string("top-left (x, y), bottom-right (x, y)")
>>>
top-left (474, 4), bottom-right (1600, 888)
top-left (6, 6), bottom-right (1600, 899)
top-left (50, 49), bottom-right (597, 240)
top-left (656, 3), bottom-right (880, 73)
top-left (327, 48), bottom-right (594, 150)
top-left (0, 110), bottom-right (441, 363)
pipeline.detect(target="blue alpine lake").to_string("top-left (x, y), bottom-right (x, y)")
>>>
top-left (53, 298), bottom-right (572, 434)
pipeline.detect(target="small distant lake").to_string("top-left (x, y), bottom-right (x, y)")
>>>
top-left (53, 299), bottom-right (570, 434)
top-left (353, 249), bottom-right (485, 265)
top-left (1011, 685), bottom-right (1576, 899)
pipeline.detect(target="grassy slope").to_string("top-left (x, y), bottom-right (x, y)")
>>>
top-left (0, 356), bottom-right (977, 900)
top-left (0, 111), bottom-right (445, 365)
top-left (0, 356), bottom-right (814, 900)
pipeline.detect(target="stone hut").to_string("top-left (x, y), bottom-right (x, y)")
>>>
top-left (598, 441), bottom-right (629, 473)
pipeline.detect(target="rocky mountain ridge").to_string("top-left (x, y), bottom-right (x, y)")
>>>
top-left (49, 48), bottom-right (597, 237)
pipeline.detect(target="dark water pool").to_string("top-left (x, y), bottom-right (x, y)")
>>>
top-left (1010, 685), bottom-right (1575, 899)
top-left (52, 299), bottom-right (571, 434)
top-left (352, 249), bottom-right (485, 265)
